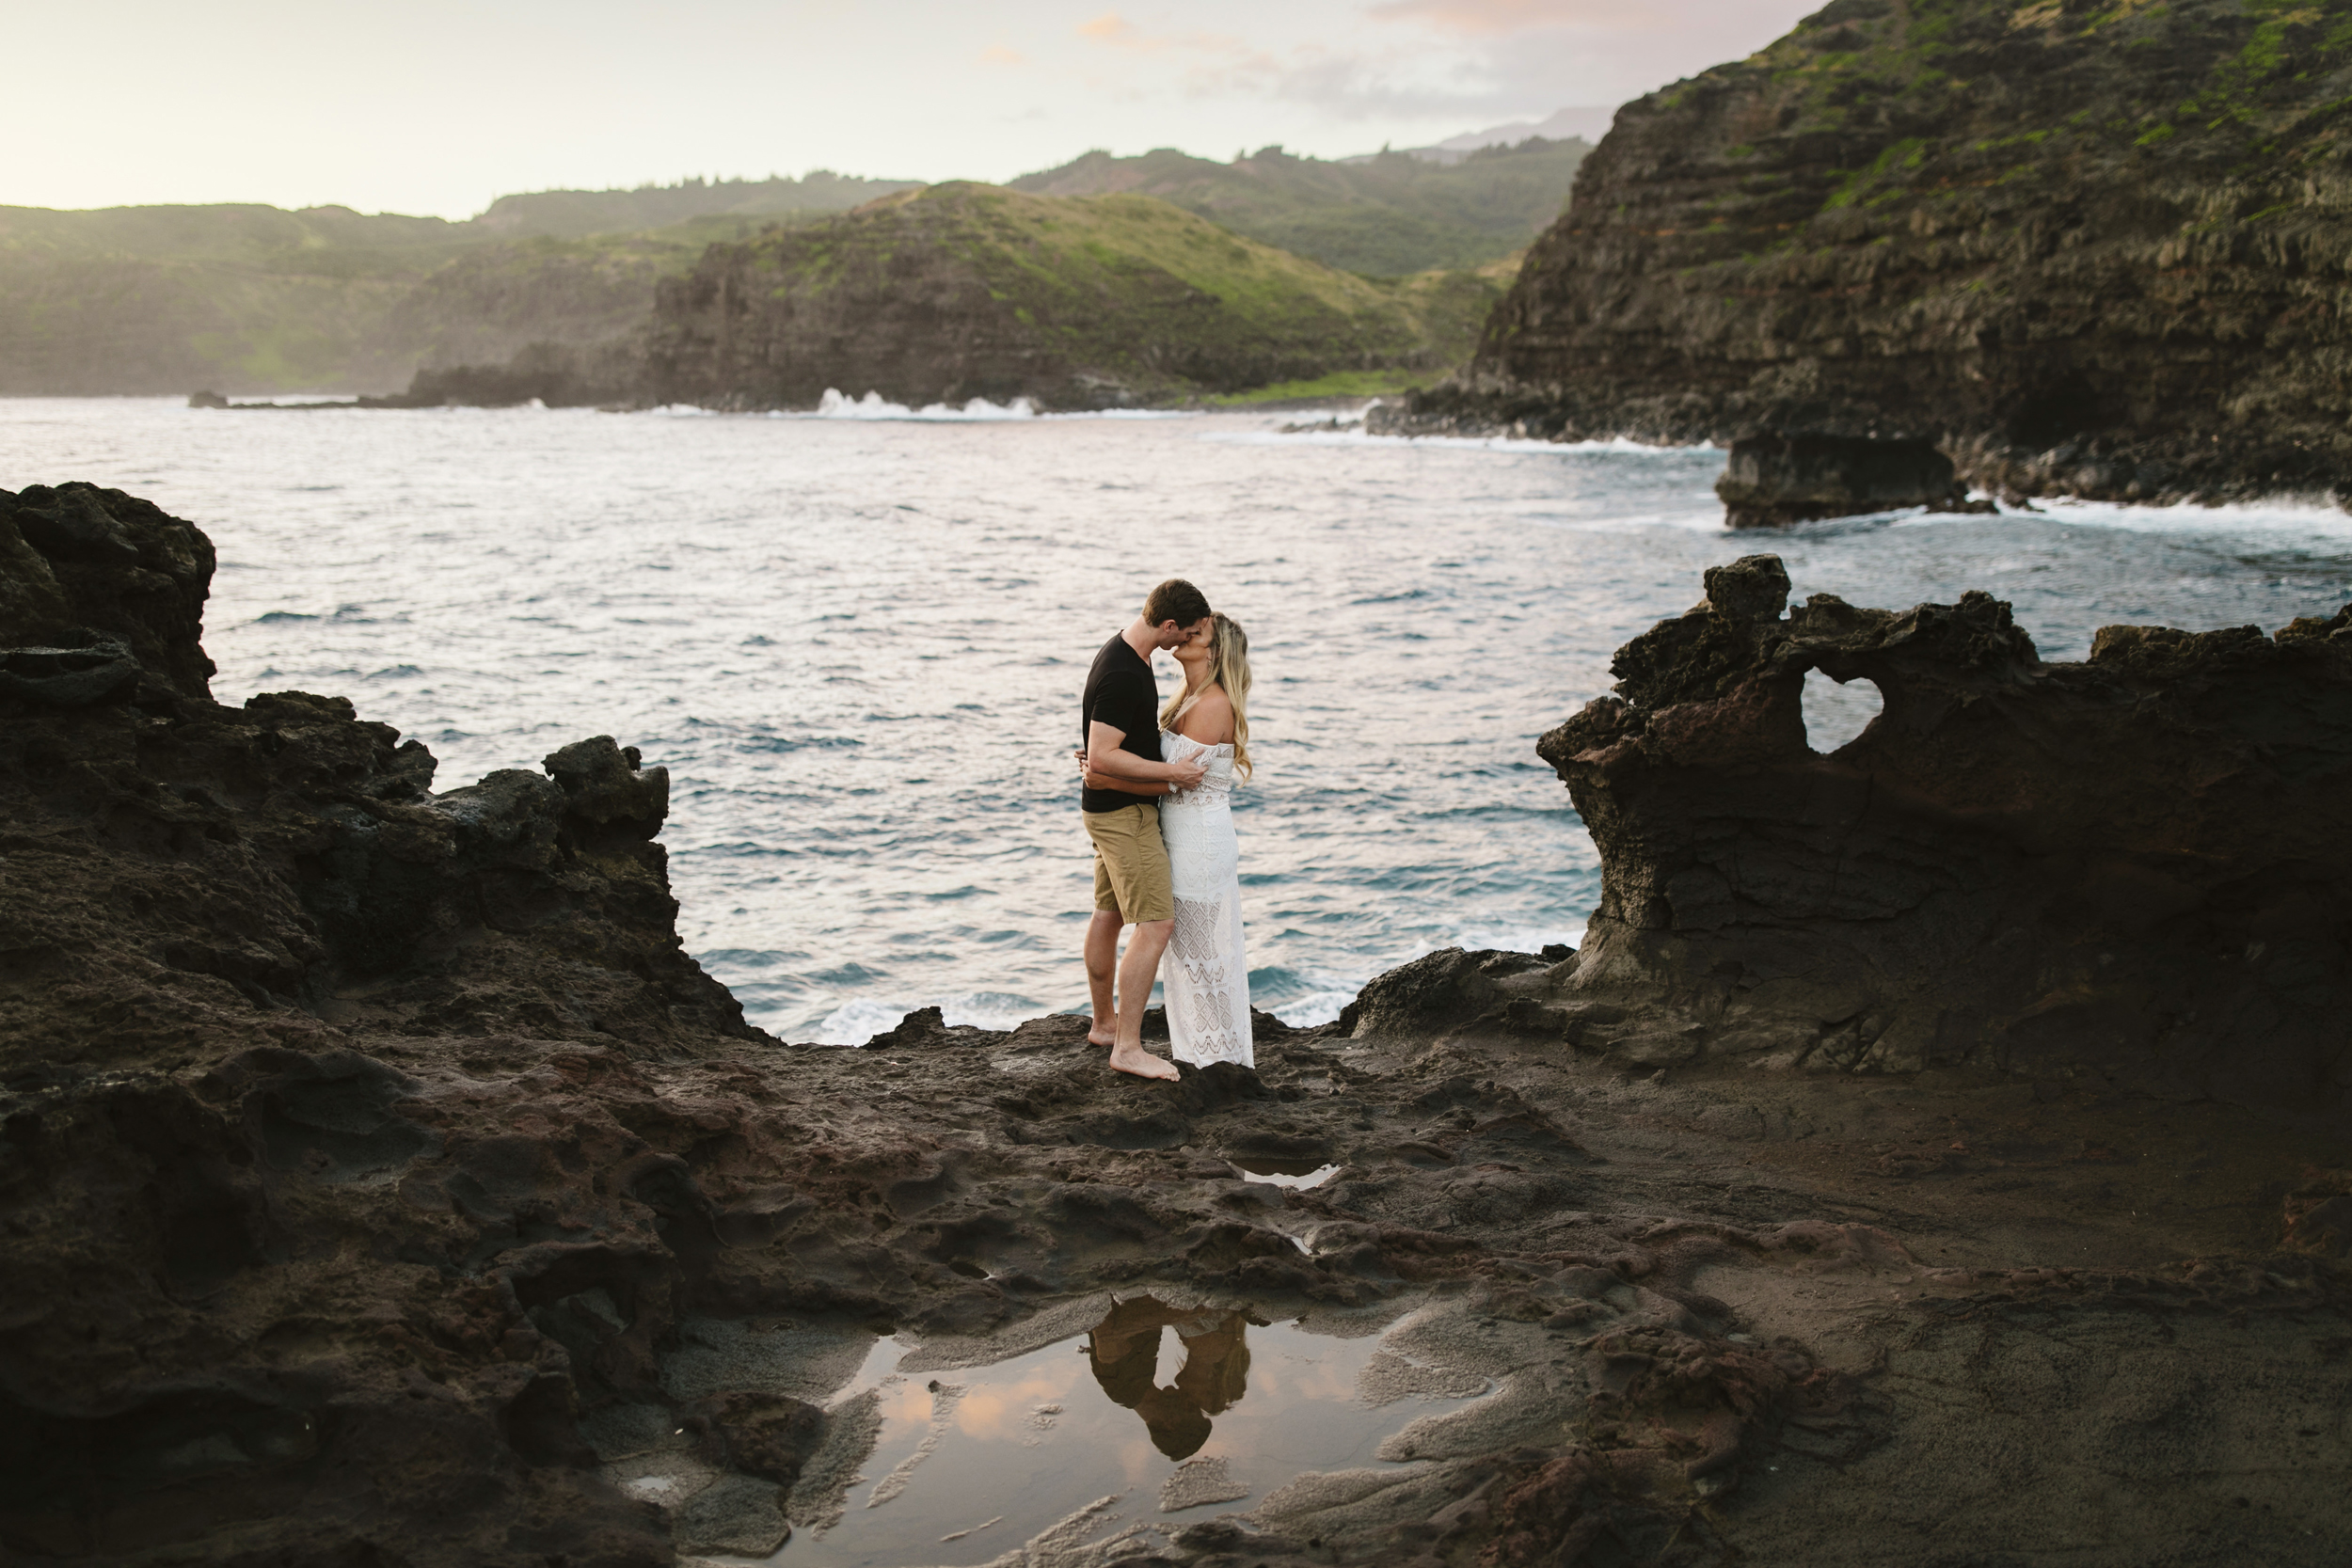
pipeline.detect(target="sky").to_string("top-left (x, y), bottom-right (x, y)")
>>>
top-left (10, 0), bottom-right (1820, 219)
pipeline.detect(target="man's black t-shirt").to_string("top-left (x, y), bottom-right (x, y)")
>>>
top-left (1081, 632), bottom-right (1161, 814)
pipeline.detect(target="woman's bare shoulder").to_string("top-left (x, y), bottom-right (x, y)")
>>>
top-left (1179, 686), bottom-right (1233, 742)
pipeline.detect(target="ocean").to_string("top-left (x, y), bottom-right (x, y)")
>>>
top-left (7, 395), bottom-right (2348, 1041)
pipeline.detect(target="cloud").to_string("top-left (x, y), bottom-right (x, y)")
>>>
top-left (1366, 0), bottom-right (1664, 32)
top-left (1077, 10), bottom-right (1248, 57)
top-left (1077, 11), bottom-right (1145, 46)
top-left (979, 44), bottom-right (1025, 65)
top-left (1234, 0), bottom-right (1813, 121)
top-left (1061, 1), bottom-right (1815, 136)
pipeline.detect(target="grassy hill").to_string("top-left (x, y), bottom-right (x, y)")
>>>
top-left (649, 183), bottom-right (1507, 408)
top-left (0, 147), bottom-right (1561, 397)
top-left (472, 172), bottom-right (917, 238)
top-left (0, 178), bottom-right (916, 397)
top-left (1006, 138), bottom-right (1587, 276)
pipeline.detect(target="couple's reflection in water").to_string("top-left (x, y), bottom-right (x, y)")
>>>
top-left (1084, 1297), bottom-right (1258, 1460)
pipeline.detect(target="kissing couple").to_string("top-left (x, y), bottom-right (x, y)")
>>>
top-left (1077, 578), bottom-right (1255, 1081)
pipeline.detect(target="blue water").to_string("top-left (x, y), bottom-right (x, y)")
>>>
top-left (6, 396), bottom-right (2348, 1041)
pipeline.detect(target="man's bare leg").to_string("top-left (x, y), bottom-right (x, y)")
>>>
top-left (1110, 918), bottom-right (1180, 1081)
top-left (1085, 909), bottom-right (1122, 1047)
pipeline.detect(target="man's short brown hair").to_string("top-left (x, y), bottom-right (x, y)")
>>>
top-left (1142, 578), bottom-right (1212, 628)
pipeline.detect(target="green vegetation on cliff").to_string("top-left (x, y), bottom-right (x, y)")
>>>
top-left (1009, 138), bottom-right (1586, 276)
top-left (650, 183), bottom-right (1506, 408)
top-left (0, 177), bottom-right (915, 397)
top-left (1397, 0), bottom-right (2352, 502)
top-left (0, 144), bottom-right (1557, 399)
top-left (471, 172), bottom-right (919, 239)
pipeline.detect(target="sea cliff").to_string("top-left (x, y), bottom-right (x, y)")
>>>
top-left (1378, 0), bottom-right (2352, 505)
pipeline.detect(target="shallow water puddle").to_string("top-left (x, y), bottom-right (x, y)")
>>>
top-left (1230, 1157), bottom-right (1342, 1190)
top-left (686, 1294), bottom-right (1487, 1568)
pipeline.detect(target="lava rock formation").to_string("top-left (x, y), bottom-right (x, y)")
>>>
top-left (1714, 434), bottom-right (1987, 528)
top-left (3, 487), bottom-right (2346, 1567)
top-left (1525, 554), bottom-right (2352, 1127)
top-left (1376, 0), bottom-right (2352, 508)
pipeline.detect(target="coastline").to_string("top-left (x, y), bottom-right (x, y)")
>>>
top-left (5, 482), bottom-right (2346, 1563)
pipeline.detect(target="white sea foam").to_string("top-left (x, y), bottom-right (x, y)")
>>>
top-left (813, 388), bottom-right (1040, 421)
top-left (816, 991), bottom-right (1045, 1046)
top-left (1270, 989), bottom-right (1363, 1028)
top-left (1994, 494), bottom-right (2352, 541)
top-left (1040, 407), bottom-right (1202, 420)
top-left (1215, 425), bottom-right (1720, 457)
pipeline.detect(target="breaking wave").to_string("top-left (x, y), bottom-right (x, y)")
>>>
top-left (813, 388), bottom-right (1040, 421)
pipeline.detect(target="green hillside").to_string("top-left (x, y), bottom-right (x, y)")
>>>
top-left (472, 172), bottom-right (918, 238)
top-left (0, 148), bottom-right (1556, 396)
top-left (0, 179), bottom-right (919, 396)
top-left (648, 182), bottom-right (1506, 408)
top-left (1007, 138), bottom-right (1587, 276)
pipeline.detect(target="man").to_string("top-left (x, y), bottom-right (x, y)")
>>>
top-left (1081, 578), bottom-right (1212, 1081)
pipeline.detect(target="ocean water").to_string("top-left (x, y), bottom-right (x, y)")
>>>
top-left (5, 396), bottom-right (2348, 1042)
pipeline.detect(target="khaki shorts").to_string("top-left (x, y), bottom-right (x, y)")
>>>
top-left (1086, 802), bottom-right (1173, 924)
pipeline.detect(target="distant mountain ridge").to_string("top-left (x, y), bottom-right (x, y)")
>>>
top-left (644, 182), bottom-right (1503, 410)
top-left (0, 124), bottom-right (1593, 398)
top-left (1394, 105), bottom-right (1619, 165)
top-left (1007, 138), bottom-right (1587, 277)
top-left (471, 172), bottom-right (919, 239)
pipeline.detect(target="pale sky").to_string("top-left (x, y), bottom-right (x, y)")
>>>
top-left (12, 0), bottom-right (1820, 219)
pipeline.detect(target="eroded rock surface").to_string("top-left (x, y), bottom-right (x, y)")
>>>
top-left (1525, 555), bottom-right (2352, 1128)
top-left (3, 492), bottom-right (2346, 1567)
top-left (1714, 434), bottom-right (1987, 529)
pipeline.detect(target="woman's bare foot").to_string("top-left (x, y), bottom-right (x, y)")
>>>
top-left (1108, 1040), bottom-right (1180, 1081)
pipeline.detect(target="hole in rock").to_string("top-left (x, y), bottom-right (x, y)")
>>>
top-left (1229, 1158), bottom-right (1341, 1190)
top-left (648, 1293), bottom-right (1491, 1567)
top-left (1801, 669), bottom-right (1883, 753)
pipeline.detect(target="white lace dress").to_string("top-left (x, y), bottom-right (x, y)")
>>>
top-left (1158, 728), bottom-right (1253, 1069)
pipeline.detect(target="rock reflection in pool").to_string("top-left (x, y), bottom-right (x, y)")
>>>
top-left (726, 1294), bottom-right (1486, 1568)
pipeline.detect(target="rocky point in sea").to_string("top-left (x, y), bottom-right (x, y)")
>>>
top-left (1375, 0), bottom-right (2352, 520)
top-left (2, 483), bottom-right (2348, 1566)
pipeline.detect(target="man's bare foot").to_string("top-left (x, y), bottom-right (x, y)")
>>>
top-left (1088, 1026), bottom-right (1117, 1048)
top-left (1108, 1039), bottom-right (1180, 1081)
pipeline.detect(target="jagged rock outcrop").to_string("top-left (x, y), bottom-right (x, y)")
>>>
top-left (0, 486), bottom-right (754, 1060)
top-left (1715, 434), bottom-right (1988, 528)
top-left (1378, 0), bottom-right (2352, 506)
top-left (5, 487), bottom-right (2346, 1566)
top-left (1524, 554), bottom-right (2352, 1125)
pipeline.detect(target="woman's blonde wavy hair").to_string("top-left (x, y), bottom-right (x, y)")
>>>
top-left (1160, 611), bottom-right (1252, 780)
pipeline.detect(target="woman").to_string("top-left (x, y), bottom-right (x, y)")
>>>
top-left (1080, 612), bottom-right (1255, 1069)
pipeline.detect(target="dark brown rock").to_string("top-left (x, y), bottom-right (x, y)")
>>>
top-left (1375, 0), bottom-right (2352, 506)
top-left (1716, 433), bottom-right (1990, 527)
top-left (1338, 947), bottom-right (1555, 1041)
top-left (0, 483), bottom-right (215, 696)
top-left (5, 485), bottom-right (2347, 1566)
top-left (1531, 554), bottom-right (2352, 1124)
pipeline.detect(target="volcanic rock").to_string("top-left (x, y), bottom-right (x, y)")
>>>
top-left (1375, 0), bottom-right (2352, 505)
top-left (1522, 554), bottom-right (2352, 1125)
top-left (4, 487), bottom-right (2347, 1566)
top-left (1715, 433), bottom-right (1990, 528)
